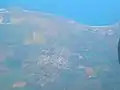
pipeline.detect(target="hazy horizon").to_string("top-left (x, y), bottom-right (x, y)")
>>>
top-left (0, 0), bottom-right (119, 26)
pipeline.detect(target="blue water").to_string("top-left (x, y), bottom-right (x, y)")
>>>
top-left (0, 0), bottom-right (120, 25)
top-left (0, 1), bottom-right (120, 90)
